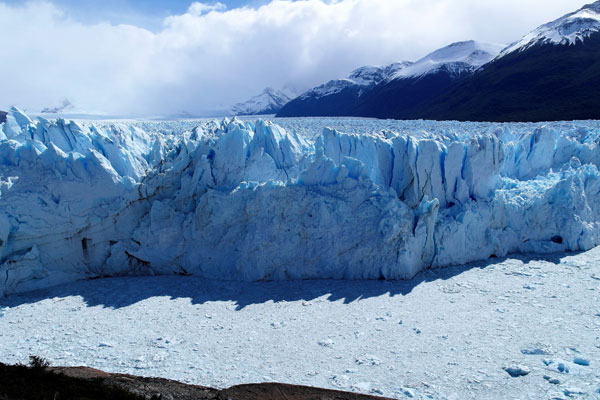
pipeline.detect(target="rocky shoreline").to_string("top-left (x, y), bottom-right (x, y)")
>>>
top-left (0, 362), bottom-right (393, 400)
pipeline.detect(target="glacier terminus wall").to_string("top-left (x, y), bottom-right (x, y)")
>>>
top-left (1, 107), bottom-right (600, 296)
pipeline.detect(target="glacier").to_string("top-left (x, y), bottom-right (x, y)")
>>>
top-left (1, 106), bottom-right (600, 296)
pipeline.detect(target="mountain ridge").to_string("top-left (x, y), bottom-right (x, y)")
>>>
top-left (419, 32), bottom-right (600, 122)
top-left (278, 1), bottom-right (600, 122)
top-left (499, 0), bottom-right (600, 57)
top-left (277, 40), bottom-right (501, 118)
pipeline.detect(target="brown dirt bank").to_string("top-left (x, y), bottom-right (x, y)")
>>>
top-left (0, 362), bottom-right (394, 400)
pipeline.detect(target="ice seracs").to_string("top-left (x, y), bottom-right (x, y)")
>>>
top-left (499, 1), bottom-right (600, 57)
top-left (2, 108), bottom-right (600, 296)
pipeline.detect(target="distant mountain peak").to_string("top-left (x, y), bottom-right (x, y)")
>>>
top-left (582, 0), bottom-right (600, 12)
top-left (392, 40), bottom-right (504, 79)
top-left (231, 87), bottom-right (294, 116)
top-left (278, 1), bottom-right (600, 121)
top-left (41, 98), bottom-right (74, 114)
top-left (499, 1), bottom-right (600, 56)
top-left (261, 87), bottom-right (279, 96)
top-left (277, 40), bottom-right (505, 118)
top-left (299, 61), bottom-right (413, 101)
top-left (347, 62), bottom-right (413, 84)
top-left (297, 41), bottom-right (503, 103)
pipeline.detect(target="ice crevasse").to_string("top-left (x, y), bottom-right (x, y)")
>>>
top-left (1, 106), bottom-right (600, 296)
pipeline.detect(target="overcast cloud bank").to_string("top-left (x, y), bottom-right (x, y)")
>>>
top-left (0, 0), bottom-right (590, 116)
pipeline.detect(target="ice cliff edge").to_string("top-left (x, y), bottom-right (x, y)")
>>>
top-left (1, 107), bottom-right (600, 296)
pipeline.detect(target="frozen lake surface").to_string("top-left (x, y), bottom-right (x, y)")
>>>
top-left (1, 248), bottom-right (599, 399)
top-left (2, 110), bottom-right (600, 398)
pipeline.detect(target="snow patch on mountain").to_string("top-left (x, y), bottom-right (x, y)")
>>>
top-left (392, 41), bottom-right (504, 79)
top-left (298, 62), bottom-right (413, 100)
top-left (499, 1), bottom-right (600, 56)
top-left (2, 108), bottom-right (600, 296)
top-left (231, 88), bottom-right (294, 116)
top-left (294, 41), bottom-right (502, 103)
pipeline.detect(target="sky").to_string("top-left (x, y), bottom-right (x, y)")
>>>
top-left (2, 0), bottom-right (272, 30)
top-left (0, 0), bottom-right (592, 116)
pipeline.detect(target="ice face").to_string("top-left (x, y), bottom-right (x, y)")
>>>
top-left (1, 109), bottom-right (600, 296)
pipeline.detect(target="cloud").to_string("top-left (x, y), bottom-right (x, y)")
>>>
top-left (187, 2), bottom-right (227, 15)
top-left (0, 0), bottom-right (591, 116)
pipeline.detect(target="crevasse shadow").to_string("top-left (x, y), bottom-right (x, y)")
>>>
top-left (0, 251), bottom-right (578, 311)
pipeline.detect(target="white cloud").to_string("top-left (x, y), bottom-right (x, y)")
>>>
top-left (0, 0), bottom-right (591, 116)
top-left (187, 2), bottom-right (227, 16)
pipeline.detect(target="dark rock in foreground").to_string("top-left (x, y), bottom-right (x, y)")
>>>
top-left (0, 362), bottom-right (393, 400)
top-left (0, 111), bottom-right (6, 124)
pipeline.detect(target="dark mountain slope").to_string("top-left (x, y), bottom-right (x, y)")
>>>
top-left (351, 67), bottom-right (472, 119)
top-left (276, 41), bottom-right (502, 119)
top-left (418, 34), bottom-right (600, 122)
top-left (277, 86), bottom-right (367, 117)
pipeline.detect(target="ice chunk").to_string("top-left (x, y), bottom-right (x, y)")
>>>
top-left (573, 357), bottom-right (590, 366)
top-left (504, 364), bottom-right (531, 377)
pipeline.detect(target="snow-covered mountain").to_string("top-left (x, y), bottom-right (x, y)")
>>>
top-left (280, 2), bottom-right (600, 121)
top-left (277, 41), bottom-right (502, 118)
top-left (41, 99), bottom-right (74, 114)
top-left (393, 40), bottom-right (503, 79)
top-left (417, 1), bottom-right (600, 121)
top-left (275, 62), bottom-right (412, 117)
top-left (348, 41), bottom-right (503, 119)
top-left (499, 0), bottom-right (600, 57)
top-left (299, 40), bottom-right (500, 101)
top-left (298, 62), bottom-right (412, 101)
top-left (231, 87), bottom-right (294, 116)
